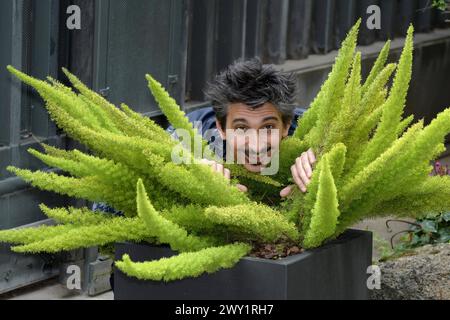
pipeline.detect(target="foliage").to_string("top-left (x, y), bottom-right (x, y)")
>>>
top-left (116, 243), bottom-right (251, 282)
top-left (405, 212), bottom-right (450, 247)
top-left (374, 212), bottom-right (450, 263)
top-left (384, 161), bottom-right (450, 258)
top-left (432, 0), bottom-right (449, 11)
top-left (1, 21), bottom-right (450, 281)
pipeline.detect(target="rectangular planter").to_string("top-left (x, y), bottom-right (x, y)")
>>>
top-left (114, 229), bottom-right (372, 300)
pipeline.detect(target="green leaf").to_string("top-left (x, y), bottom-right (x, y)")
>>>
top-left (442, 212), bottom-right (450, 222)
top-left (419, 234), bottom-right (431, 245)
top-left (410, 234), bottom-right (421, 246)
top-left (420, 220), bottom-right (438, 233)
top-left (438, 231), bottom-right (450, 243)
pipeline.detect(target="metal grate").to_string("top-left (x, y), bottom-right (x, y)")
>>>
top-left (184, 0), bottom-right (450, 105)
top-left (20, 0), bottom-right (33, 137)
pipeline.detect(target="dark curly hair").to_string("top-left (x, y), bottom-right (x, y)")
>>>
top-left (204, 58), bottom-right (298, 128)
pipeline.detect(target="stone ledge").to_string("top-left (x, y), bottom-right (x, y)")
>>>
top-left (371, 243), bottom-right (450, 300)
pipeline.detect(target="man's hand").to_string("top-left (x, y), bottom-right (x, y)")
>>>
top-left (280, 149), bottom-right (316, 197)
top-left (199, 159), bottom-right (248, 192)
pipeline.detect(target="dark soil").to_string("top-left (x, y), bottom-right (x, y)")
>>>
top-left (249, 241), bottom-right (304, 260)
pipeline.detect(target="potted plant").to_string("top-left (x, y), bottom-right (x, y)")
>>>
top-left (113, 229), bottom-right (372, 300)
top-left (1, 20), bottom-right (449, 300)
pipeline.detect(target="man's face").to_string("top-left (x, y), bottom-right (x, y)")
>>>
top-left (216, 102), bottom-right (290, 173)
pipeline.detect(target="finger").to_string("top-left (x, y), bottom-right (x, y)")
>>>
top-left (224, 168), bottom-right (231, 180)
top-left (212, 162), bottom-right (222, 175)
top-left (296, 157), bottom-right (311, 185)
top-left (301, 153), bottom-right (313, 179)
top-left (216, 163), bottom-right (224, 176)
top-left (199, 159), bottom-right (213, 166)
top-left (236, 184), bottom-right (248, 193)
top-left (291, 165), bottom-right (306, 192)
top-left (291, 165), bottom-right (306, 193)
top-left (307, 149), bottom-right (316, 166)
top-left (205, 162), bottom-right (216, 174)
top-left (280, 185), bottom-right (294, 198)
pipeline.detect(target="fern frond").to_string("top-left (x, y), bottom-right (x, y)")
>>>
top-left (115, 243), bottom-right (251, 282)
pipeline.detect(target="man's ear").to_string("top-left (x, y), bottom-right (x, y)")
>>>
top-left (216, 119), bottom-right (226, 140)
top-left (282, 119), bottom-right (292, 138)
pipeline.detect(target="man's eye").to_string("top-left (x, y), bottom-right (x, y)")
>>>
top-left (264, 125), bottom-right (275, 130)
top-left (235, 127), bottom-right (247, 133)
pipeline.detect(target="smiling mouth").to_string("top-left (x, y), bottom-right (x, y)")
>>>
top-left (246, 157), bottom-right (263, 166)
top-left (244, 153), bottom-right (271, 167)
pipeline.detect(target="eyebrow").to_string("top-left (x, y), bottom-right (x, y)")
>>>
top-left (261, 116), bottom-right (279, 122)
top-left (231, 118), bottom-right (249, 125)
top-left (231, 116), bottom-right (280, 125)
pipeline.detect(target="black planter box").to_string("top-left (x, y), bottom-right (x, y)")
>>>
top-left (114, 229), bottom-right (372, 300)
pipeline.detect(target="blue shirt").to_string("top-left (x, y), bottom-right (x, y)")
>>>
top-left (93, 106), bottom-right (306, 216)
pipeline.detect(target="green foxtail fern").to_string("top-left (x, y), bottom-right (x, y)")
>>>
top-left (1, 21), bottom-right (450, 280)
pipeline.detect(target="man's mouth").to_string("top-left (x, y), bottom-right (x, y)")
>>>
top-left (246, 157), bottom-right (263, 167)
top-left (243, 147), bottom-right (272, 166)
